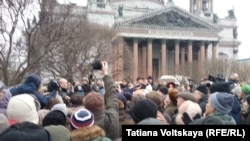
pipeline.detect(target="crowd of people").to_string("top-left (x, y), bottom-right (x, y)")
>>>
top-left (0, 61), bottom-right (250, 141)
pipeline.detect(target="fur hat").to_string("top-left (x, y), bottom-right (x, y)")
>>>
top-left (42, 110), bottom-right (67, 127)
top-left (175, 100), bottom-right (202, 125)
top-left (118, 100), bottom-right (124, 109)
top-left (178, 92), bottom-right (195, 102)
top-left (242, 85), bottom-right (250, 95)
top-left (209, 82), bottom-right (231, 94)
top-left (210, 92), bottom-right (234, 114)
top-left (7, 94), bottom-right (39, 124)
top-left (51, 103), bottom-right (68, 117)
top-left (44, 125), bottom-right (71, 141)
top-left (196, 85), bottom-right (209, 95)
top-left (0, 121), bottom-right (50, 141)
top-left (70, 108), bottom-right (94, 130)
top-left (24, 73), bottom-right (41, 90)
top-left (231, 86), bottom-right (242, 95)
top-left (84, 92), bottom-right (105, 112)
top-left (130, 99), bottom-right (158, 123)
top-left (0, 113), bottom-right (10, 133)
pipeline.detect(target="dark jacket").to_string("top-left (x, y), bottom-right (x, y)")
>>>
top-left (229, 96), bottom-right (242, 125)
top-left (92, 75), bottom-right (119, 140)
top-left (10, 74), bottom-right (48, 108)
top-left (198, 95), bottom-right (208, 115)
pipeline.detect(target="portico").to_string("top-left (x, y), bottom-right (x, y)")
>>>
top-left (113, 4), bottom-right (221, 82)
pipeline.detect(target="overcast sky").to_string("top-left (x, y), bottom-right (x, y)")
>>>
top-left (57, 0), bottom-right (249, 59)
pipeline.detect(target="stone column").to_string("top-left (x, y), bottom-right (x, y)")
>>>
top-left (181, 46), bottom-right (185, 71)
top-left (175, 40), bottom-right (180, 74)
top-left (200, 41), bottom-right (206, 76)
top-left (205, 44), bottom-right (208, 61)
top-left (133, 38), bottom-right (138, 83)
top-left (142, 45), bottom-right (147, 78)
top-left (188, 40), bottom-right (193, 76)
top-left (117, 41), bottom-right (124, 81)
top-left (211, 0), bottom-right (213, 12)
top-left (212, 42), bottom-right (217, 60)
top-left (147, 38), bottom-right (153, 76)
top-left (190, 0), bottom-right (193, 13)
top-left (161, 39), bottom-right (167, 76)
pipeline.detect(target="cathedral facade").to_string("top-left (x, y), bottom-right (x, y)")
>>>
top-left (72, 0), bottom-right (241, 82)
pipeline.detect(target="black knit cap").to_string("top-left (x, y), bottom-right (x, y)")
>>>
top-left (159, 86), bottom-right (168, 95)
top-left (209, 82), bottom-right (231, 94)
top-left (130, 99), bottom-right (158, 124)
top-left (0, 121), bottom-right (51, 141)
top-left (42, 110), bottom-right (66, 127)
top-left (196, 85), bottom-right (209, 95)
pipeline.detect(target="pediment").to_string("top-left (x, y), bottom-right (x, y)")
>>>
top-left (115, 4), bottom-right (221, 31)
top-left (131, 11), bottom-right (208, 29)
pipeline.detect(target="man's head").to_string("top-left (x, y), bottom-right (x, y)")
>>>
top-left (59, 78), bottom-right (68, 89)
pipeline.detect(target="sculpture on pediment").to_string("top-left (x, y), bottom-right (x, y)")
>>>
top-left (193, 0), bottom-right (197, 11)
top-left (202, 0), bottom-right (208, 10)
top-left (227, 9), bottom-right (236, 19)
top-left (167, 0), bottom-right (173, 3)
top-left (213, 13), bottom-right (218, 23)
top-left (131, 11), bottom-right (208, 29)
top-left (118, 4), bottom-right (123, 17)
top-left (233, 27), bottom-right (238, 39)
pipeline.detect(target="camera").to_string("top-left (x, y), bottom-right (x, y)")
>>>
top-left (91, 60), bottom-right (102, 70)
top-left (47, 79), bottom-right (60, 92)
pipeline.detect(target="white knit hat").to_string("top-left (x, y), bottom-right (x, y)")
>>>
top-left (7, 94), bottom-right (39, 124)
top-left (51, 103), bottom-right (68, 117)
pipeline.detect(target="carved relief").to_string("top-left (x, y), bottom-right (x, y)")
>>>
top-left (131, 11), bottom-right (208, 29)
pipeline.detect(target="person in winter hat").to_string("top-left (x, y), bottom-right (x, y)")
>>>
top-left (70, 106), bottom-right (111, 141)
top-left (83, 61), bottom-right (119, 140)
top-left (175, 100), bottom-right (202, 125)
top-left (209, 82), bottom-right (231, 94)
top-left (157, 86), bottom-right (168, 100)
top-left (9, 73), bottom-right (48, 108)
top-left (7, 94), bottom-right (40, 124)
top-left (130, 99), bottom-right (158, 123)
top-left (242, 84), bottom-right (250, 95)
top-left (70, 108), bottom-right (94, 130)
top-left (42, 110), bottom-right (67, 127)
top-left (193, 84), bottom-right (209, 115)
top-left (177, 91), bottom-right (196, 107)
top-left (204, 92), bottom-right (236, 125)
top-left (51, 103), bottom-right (68, 117)
top-left (209, 82), bottom-right (242, 125)
top-left (0, 121), bottom-right (51, 141)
